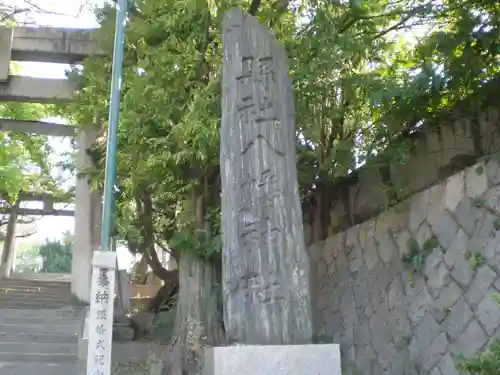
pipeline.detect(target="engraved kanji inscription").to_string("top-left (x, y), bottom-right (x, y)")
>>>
top-left (95, 324), bottom-right (106, 335)
top-left (94, 354), bottom-right (105, 366)
top-left (97, 269), bottom-right (110, 287)
top-left (95, 291), bottom-right (109, 304)
top-left (235, 55), bottom-right (276, 118)
top-left (96, 309), bottom-right (107, 320)
top-left (96, 339), bottom-right (105, 351)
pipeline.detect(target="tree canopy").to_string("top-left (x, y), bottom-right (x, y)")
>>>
top-left (55, 0), bottom-right (500, 252)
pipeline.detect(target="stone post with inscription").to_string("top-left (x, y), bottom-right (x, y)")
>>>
top-left (86, 251), bottom-right (117, 375)
top-left (204, 8), bottom-right (340, 375)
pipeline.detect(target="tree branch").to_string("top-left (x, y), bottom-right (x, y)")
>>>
top-left (135, 191), bottom-right (175, 281)
top-left (269, 0), bottom-right (290, 29)
top-left (154, 238), bottom-right (172, 256)
top-left (15, 230), bottom-right (36, 239)
top-left (247, 0), bottom-right (262, 16)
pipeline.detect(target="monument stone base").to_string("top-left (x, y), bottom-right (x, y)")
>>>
top-left (204, 344), bottom-right (341, 375)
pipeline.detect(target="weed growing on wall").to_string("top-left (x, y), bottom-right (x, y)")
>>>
top-left (456, 294), bottom-right (500, 374)
top-left (493, 218), bottom-right (500, 231)
top-left (403, 236), bottom-right (440, 286)
top-left (464, 250), bottom-right (485, 270)
top-left (473, 196), bottom-right (488, 208)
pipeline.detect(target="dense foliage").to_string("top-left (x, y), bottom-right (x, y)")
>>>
top-left (38, 233), bottom-right (73, 273)
top-left (0, 102), bottom-right (56, 200)
top-left (15, 233), bottom-right (73, 274)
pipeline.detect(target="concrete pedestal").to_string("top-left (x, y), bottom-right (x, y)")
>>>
top-left (204, 344), bottom-right (341, 375)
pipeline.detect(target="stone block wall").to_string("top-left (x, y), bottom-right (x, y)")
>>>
top-left (309, 158), bottom-right (500, 374)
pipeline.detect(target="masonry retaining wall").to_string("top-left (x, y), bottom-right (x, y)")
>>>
top-left (309, 158), bottom-right (500, 374)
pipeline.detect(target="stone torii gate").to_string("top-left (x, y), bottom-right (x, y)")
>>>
top-left (0, 26), bottom-right (104, 304)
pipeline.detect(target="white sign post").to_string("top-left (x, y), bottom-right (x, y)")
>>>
top-left (86, 251), bottom-right (117, 375)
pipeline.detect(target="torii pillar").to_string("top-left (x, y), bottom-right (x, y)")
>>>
top-left (71, 126), bottom-right (102, 304)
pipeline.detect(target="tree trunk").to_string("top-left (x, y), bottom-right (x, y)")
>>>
top-left (310, 184), bottom-right (331, 243)
top-left (148, 282), bottom-right (178, 313)
top-left (163, 194), bottom-right (225, 375)
top-left (163, 253), bottom-right (224, 375)
top-left (147, 270), bottom-right (179, 312)
top-left (0, 204), bottom-right (18, 278)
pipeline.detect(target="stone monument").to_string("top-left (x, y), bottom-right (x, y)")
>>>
top-left (206, 8), bottom-right (340, 375)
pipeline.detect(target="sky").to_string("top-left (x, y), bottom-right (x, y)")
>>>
top-left (7, 0), bottom-right (134, 269)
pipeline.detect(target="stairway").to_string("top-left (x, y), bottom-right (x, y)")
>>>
top-left (0, 277), bottom-right (86, 375)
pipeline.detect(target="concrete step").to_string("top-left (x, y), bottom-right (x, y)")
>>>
top-left (0, 353), bottom-right (76, 363)
top-left (0, 302), bottom-right (70, 309)
top-left (0, 288), bottom-right (71, 296)
top-left (0, 285), bottom-right (69, 293)
top-left (0, 323), bottom-right (80, 335)
top-left (0, 295), bottom-right (71, 304)
top-left (0, 296), bottom-right (71, 303)
top-left (0, 332), bottom-right (78, 344)
top-left (0, 315), bottom-right (80, 325)
top-left (8, 273), bottom-right (71, 281)
top-left (0, 293), bottom-right (70, 301)
top-left (0, 280), bottom-right (70, 287)
top-left (0, 281), bottom-right (70, 289)
top-left (0, 290), bottom-right (71, 295)
top-left (0, 308), bottom-right (86, 319)
top-left (0, 342), bottom-right (77, 355)
top-left (0, 296), bottom-right (72, 304)
top-left (0, 362), bottom-right (80, 375)
top-left (1, 278), bottom-right (69, 283)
